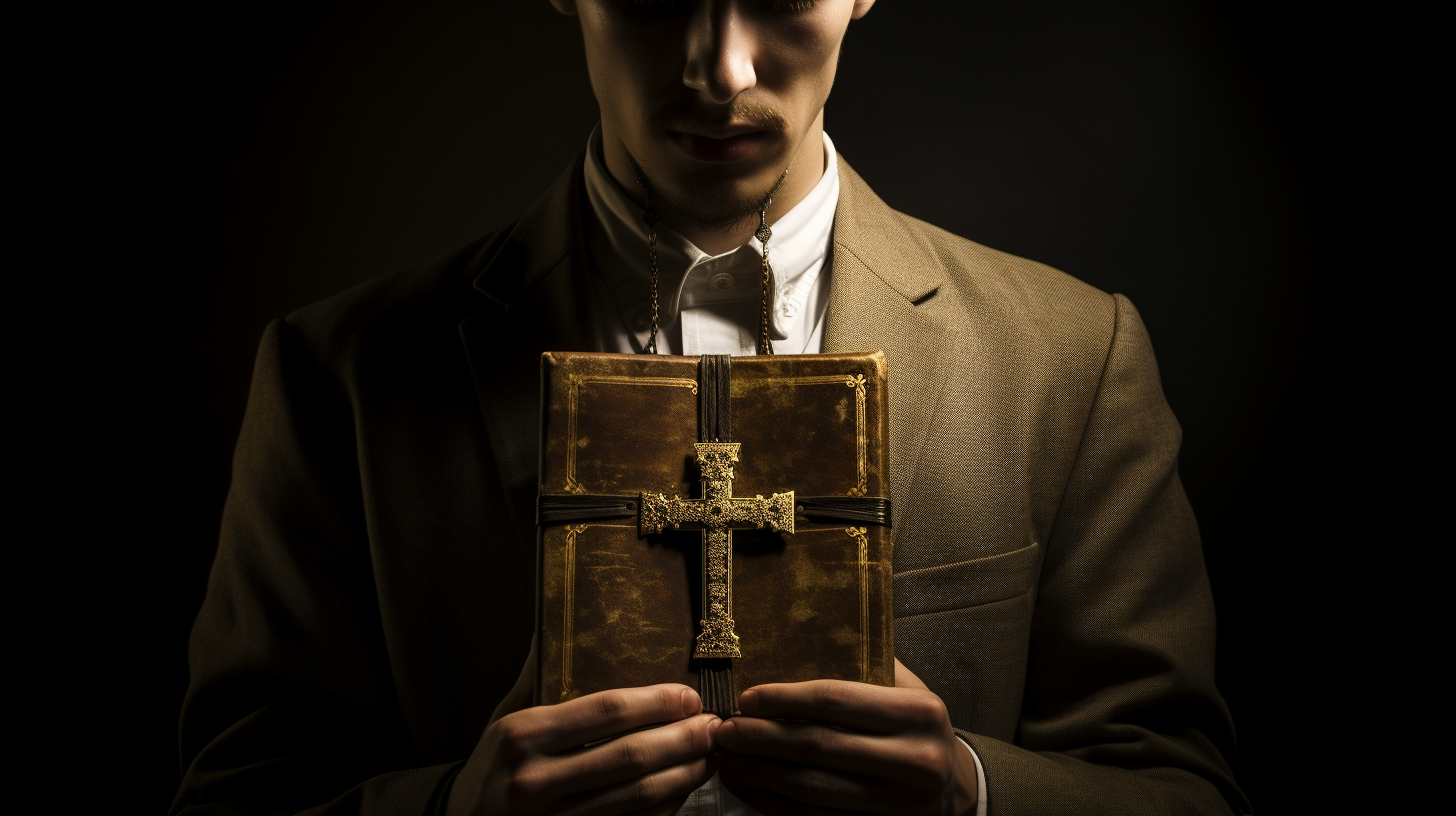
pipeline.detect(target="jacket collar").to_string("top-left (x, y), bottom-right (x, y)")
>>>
top-left (470, 157), bottom-right (590, 312)
top-left (825, 156), bottom-right (945, 309)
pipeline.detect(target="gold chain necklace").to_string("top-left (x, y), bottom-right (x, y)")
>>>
top-left (639, 189), bottom-right (776, 357)
top-left (754, 203), bottom-right (774, 356)
top-left (641, 191), bottom-right (662, 355)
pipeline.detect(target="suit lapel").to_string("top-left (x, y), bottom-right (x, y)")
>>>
top-left (824, 159), bottom-right (964, 557)
top-left (460, 155), bottom-right (603, 552)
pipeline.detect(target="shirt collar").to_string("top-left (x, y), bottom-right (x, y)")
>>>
top-left (582, 125), bottom-right (840, 350)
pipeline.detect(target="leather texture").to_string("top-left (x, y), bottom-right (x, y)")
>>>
top-left (174, 153), bottom-right (1249, 815)
top-left (535, 351), bottom-right (895, 710)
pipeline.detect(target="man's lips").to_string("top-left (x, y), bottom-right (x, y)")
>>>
top-left (669, 129), bottom-right (772, 163)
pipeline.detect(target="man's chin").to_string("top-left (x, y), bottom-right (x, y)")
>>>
top-left (637, 163), bottom-right (779, 229)
top-left (654, 196), bottom-right (766, 234)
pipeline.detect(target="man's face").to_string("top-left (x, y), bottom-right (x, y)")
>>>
top-left (559, 0), bottom-right (873, 229)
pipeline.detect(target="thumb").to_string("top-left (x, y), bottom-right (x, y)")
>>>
top-left (489, 631), bottom-right (539, 726)
top-left (894, 657), bottom-right (931, 691)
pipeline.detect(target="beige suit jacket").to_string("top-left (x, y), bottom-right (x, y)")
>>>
top-left (175, 155), bottom-right (1249, 815)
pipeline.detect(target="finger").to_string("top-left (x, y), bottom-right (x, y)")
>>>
top-left (717, 717), bottom-right (940, 785)
top-left (894, 657), bottom-right (930, 691)
top-left (721, 753), bottom-right (897, 814)
top-left (554, 754), bottom-right (718, 816)
top-left (546, 714), bottom-right (721, 798)
top-left (737, 680), bottom-right (948, 735)
top-left (717, 717), bottom-right (939, 783)
top-left (534, 684), bottom-right (703, 752)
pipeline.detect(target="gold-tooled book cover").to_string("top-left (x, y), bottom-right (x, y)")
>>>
top-left (535, 351), bottom-right (893, 711)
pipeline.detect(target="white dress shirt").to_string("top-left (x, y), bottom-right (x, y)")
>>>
top-left (582, 125), bottom-right (836, 357)
top-left (580, 127), bottom-right (988, 816)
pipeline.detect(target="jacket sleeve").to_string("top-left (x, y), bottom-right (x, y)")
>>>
top-left (960, 295), bottom-right (1251, 815)
top-left (172, 319), bottom-right (462, 816)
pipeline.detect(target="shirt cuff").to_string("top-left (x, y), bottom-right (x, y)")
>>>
top-left (954, 735), bottom-right (988, 816)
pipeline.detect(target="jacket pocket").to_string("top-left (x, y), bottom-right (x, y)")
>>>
top-left (893, 540), bottom-right (1041, 618)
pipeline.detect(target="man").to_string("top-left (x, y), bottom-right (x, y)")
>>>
top-left (176, 1), bottom-right (1248, 814)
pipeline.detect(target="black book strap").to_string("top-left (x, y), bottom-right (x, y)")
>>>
top-left (697, 355), bottom-right (735, 718)
top-left (538, 494), bottom-right (891, 528)
top-left (537, 494), bottom-right (639, 526)
top-left (795, 496), bottom-right (892, 527)
top-left (699, 354), bottom-right (731, 443)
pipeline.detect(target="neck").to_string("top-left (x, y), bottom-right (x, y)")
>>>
top-left (603, 110), bottom-right (827, 256)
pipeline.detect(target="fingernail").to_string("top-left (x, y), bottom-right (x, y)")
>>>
top-left (707, 717), bottom-right (721, 749)
top-left (738, 688), bottom-right (758, 713)
top-left (682, 688), bottom-right (700, 716)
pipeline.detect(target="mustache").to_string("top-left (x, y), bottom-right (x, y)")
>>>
top-left (648, 96), bottom-right (789, 133)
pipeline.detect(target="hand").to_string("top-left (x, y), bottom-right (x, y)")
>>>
top-left (715, 659), bottom-right (978, 816)
top-left (447, 639), bottom-right (721, 816)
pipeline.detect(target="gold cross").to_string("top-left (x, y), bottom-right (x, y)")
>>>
top-left (640, 443), bottom-right (795, 658)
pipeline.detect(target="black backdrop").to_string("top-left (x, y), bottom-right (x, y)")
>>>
top-left (112, 1), bottom-right (1325, 811)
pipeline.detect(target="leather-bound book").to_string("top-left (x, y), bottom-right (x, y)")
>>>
top-left (535, 351), bottom-right (894, 717)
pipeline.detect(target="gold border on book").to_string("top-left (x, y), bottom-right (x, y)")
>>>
top-left (773, 374), bottom-right (869, 496)
top-left (564, 375), bottom-right (699, 494)
top-left (560, 523), bottom-right (589, 701)
top-left (555, 367), bottom-right (879, 696)
top-left (847, 526), bottom-right (870, 683)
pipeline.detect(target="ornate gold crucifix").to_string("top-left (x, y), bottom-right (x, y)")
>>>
top-left (640, 443), bottom-right (795, 658)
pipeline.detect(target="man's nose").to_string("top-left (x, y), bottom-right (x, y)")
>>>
top-left (682, 1), bottom-right (757, 104)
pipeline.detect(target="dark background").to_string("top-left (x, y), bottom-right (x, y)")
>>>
top-left (105, 1), bottom-right (1325, 811)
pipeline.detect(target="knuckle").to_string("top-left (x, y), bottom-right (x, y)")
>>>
top-left (813, 680), bottom-right (855, 712)
top-left (909, 692), bottom-right (949, 725)
top-left (494, 718), bottom-right (539, 758)
top-left (617, 735), bottom-right (652, 773)
top-left (503, 768), bottom-right (547, 809)
top-left (801, 725), bottom-right (839, 760)
top-left (809, 770), bottom-right (845, 798)
top-left (633, 773), bottom-right (663, 805)
top-left (905, 742), bottom-right (951, 785)
top-left (792, 766), bottom-right (827, 796)
top-left (594, 690), bottom-right (631, 727)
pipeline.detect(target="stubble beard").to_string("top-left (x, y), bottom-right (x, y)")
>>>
top-left (631, 157), bottom-right (789, 234)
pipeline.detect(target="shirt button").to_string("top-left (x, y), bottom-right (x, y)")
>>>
top-left (780, 303), bottom-right (798, 318)
top-left (709, 272), bottom-right (735, 290)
